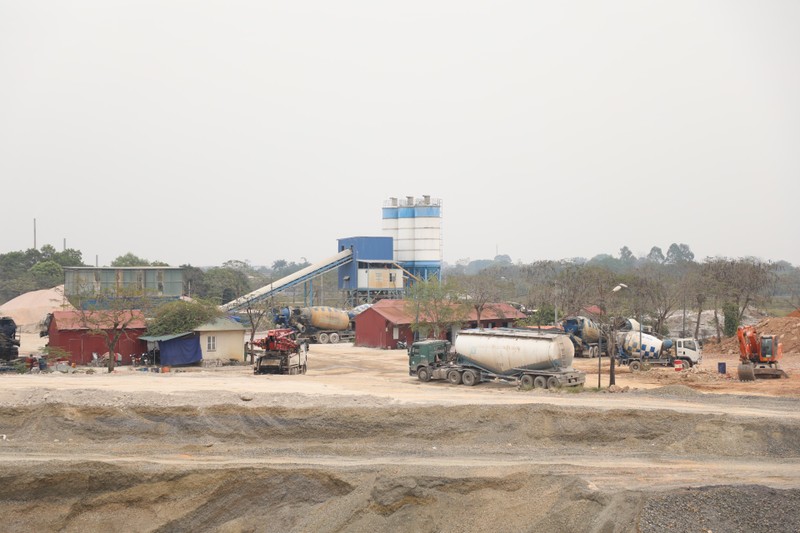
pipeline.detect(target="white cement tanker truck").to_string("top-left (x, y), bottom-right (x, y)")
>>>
top-left (408, 328), bottom-right (586, 390)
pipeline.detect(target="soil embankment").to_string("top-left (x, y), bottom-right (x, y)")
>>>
top-left (2, 342), bottom-right (800, 532)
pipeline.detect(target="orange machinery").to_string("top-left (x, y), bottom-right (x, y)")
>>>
top-left (736, 325), bottom-right (788, 380)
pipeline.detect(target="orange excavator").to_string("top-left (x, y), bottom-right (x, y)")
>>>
top-left (736, 325), bottom-right (788, 381)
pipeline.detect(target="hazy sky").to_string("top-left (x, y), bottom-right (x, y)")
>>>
top-left (2, 1), bottom-right (799, 268)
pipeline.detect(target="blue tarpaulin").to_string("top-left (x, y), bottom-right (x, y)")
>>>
top-left (159, 335), bottom-right (202, 366)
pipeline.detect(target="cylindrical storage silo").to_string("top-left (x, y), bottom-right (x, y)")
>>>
top-left (396, 199), bottom-right (416, 265)
top-left (413, 199), bottom-right (442, 266)
top-left (454, 329), bottom-right (575, 375)
top-left (382, 198), bottom-right (399, 259)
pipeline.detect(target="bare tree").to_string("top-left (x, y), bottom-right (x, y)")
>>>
top-left (71, 287), bottom-right (152, 372)
top-left (450, 271), bottom-right (512, 330)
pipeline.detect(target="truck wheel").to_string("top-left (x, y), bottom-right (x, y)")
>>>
top-left (447, 370), bottom-right (462, 385)
top-left (329, 333), bottom-right (340, 344)
top-left (629, 360), bottom-right (642, 372)
top-left (318, 333), bottom-right (329, 344)
top-left (417, 367), bottom-right (431, 382)
top-left (533, 376), bottom-right (546, 389)
top-left (546, 376), bottom-right (561, 389)
top-left (681, 358), bottom-right (691, 369)
top-left (461, 370), bottom-right (477, 386)
top-left (520, 374), bottom-right (534, 390)
top-left (589, 346), bottom-right (598, 358)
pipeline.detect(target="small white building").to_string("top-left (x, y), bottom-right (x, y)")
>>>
top-left (195, 317), bottom-right (246, 362)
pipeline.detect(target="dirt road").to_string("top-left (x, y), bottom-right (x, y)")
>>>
top-left (1, 343), bottom-right (799, 532)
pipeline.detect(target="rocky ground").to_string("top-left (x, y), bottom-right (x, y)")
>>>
top-left (1, 340), bottom-right (799, 532)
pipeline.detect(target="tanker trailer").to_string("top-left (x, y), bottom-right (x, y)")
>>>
top-left (408, 328), bottom-right (585, 390)
top-left (275, 306), bottom-right (355, 344)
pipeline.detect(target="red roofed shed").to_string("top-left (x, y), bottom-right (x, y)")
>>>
top-left (45, 310), bottom-right (147, 365)
top-left (354, 300), bottom-right (525, 349)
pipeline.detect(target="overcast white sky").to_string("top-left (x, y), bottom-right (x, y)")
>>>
top-left (2, 1), bottom-right (798, 268)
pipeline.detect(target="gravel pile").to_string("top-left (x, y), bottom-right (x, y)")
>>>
top-left (640, 485), bottom-right (800, 533)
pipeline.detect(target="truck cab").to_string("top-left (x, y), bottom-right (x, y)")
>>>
top-left (408, 339), bottom-right (451, 377)
top-left (673, 338), bottom-right (702, 367)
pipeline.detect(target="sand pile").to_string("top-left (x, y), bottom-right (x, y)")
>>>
top-left (0, 285), bottom-right (74, 332)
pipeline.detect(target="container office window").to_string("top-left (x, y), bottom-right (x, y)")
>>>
top-left (207, 336), bottom-right (216, 352)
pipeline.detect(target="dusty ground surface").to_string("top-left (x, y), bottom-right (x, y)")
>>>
top-left (2, 338), bottom-right (800, 532)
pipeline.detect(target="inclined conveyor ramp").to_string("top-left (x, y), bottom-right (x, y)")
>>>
top-left (220, 248), bottom-right (353, 312)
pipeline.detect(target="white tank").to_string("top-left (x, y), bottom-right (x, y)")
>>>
top-left (621, 330), bottom-right (663, 357)
top-left (454, 328), bottom-right (575, 375)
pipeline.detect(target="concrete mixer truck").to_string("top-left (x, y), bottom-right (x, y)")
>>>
top-left (408, 328), bottom-right (586, 390)
top-left (614, 328), bottom-right (702, 371)
top-left (274, 306), bottom-right (355, 344)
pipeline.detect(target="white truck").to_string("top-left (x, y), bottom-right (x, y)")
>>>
top-left (615, 324), bottom-right (702, 371)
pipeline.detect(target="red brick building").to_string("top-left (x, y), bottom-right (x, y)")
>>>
top-left (354, 299), bottom-right (526, 349)
top-left (45, 310), bottom-right (147, 365)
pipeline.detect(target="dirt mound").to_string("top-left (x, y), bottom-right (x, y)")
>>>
top-left (0, 285), bottom-right (73, 331)
top-left (703, 316), bottom-right (800, 356)
top-left (1, 461), bottom-right (798, 533)
top-left (3, 402), bottom-right (800, 459)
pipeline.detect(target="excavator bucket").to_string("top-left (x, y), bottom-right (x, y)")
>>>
top-left (737, 363), bottom-right (756, 381)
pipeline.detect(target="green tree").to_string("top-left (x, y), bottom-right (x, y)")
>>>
top-left (404, 278), bottom-right (467, 339)
top-left (147, 299), bottom-right (223, 336)
top-left (111, 253), bottom-right (152, 267)
top-left (29, 261), bottom-right (64, 289)
top-left (665, 243), bottom-right (695, 264)
top-left (204, 267), bottom-right (251, 305)
top-left (722, 302), bottom-right (739, 337)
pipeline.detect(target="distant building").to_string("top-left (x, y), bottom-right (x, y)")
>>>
top-left (140, 317), bottom-right (245, 366)
top-left (195, 317), bottom-right (246, 362)
top-left (354, 299), bottom-right (525, 349)
top-left (64, 266), bottom-right (185, 308)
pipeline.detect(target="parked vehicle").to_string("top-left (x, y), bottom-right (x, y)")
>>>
top-left (251, 328), bottom-right (308, 375)
top-left (615, 328), bottom-right (702, 371)
top-left (408, 328), bottom-right (585, 390)
top-left (274, 306), bottom-right (355, 344)
top-left (0, 316), bottom-right (20, 361)
top-left (561, 315), bottom-right (606, 358)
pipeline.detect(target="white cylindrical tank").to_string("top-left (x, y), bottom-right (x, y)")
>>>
top-left (413, 200), bottom-right (442, 263)
top-left (454, 328), bottom-right (575, 375)
top-left (621, 330), bottom-right (663, 357)
top-left (396, 202), bottom-right (415, 263)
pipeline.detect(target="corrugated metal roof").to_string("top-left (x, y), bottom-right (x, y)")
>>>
top-left (139, 332), bottom-right (193, 342)
top-left (194, 317), bottom-right (246, 332)
top-left (51, 310), bottom-right (147, 331)
top-left (363, 299), bottom-right (526, 326)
